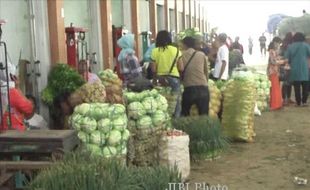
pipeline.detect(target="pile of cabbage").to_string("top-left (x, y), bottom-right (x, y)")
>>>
top-left (98, 69), bottom-right (124, 104)
top-left (253, 74), bottom-right (271, 111)
top-left (69, 103), bottom-right (130, 158)
top-left (190, 80), bottom-right (222, 118)
top-left (221, 78), bottom-right (256, 142)
top-left (124, 89), bottom-right (170, 130)
top-left (156, 87), bottom-right (179, 117)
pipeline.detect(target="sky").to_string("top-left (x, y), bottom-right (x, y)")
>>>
top-left (203, 0), bottom-right (310, 43)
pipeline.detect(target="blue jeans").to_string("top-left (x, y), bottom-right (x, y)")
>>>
top-left (166, 76), bottom-right (181, 118)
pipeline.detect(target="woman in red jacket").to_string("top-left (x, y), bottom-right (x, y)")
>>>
top-left (0, 75), bottom-right (33, 131)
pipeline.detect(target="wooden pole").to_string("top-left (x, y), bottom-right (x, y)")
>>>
top-left (131, 0), bottom-right (141, 59)
top-left (100, 0), bottom-right (113, 69)
top-left (47, 0), bottom-right (66, 64)
top-left (182, 0), bottom-right (186, 29)
top-left (175, 0), bottom-right (179, 33)
top-left (149, 0), bottom-right (157, 39)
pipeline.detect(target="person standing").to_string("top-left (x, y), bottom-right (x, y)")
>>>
top-left (248, 36), bottom-right (253, 55)
top-left (285, 32), bottom-right (310, 106)
top-left (267, 39), bottom-right (286, 111)
top-left (229, 43), bottom-right (245, 77)
top-left (117, 33), bottom-right (142, 87)
top-left (213, 33), bottom-right (229, 81)
top-left (280, 32), bottom-right (294, 105)
top-left (178, 37), bottom-right (209, 116)
top-left (151, 30), bottom-right (182, 117)
top-left (232, 36), bottom-right (244, 54)
top-left (259, 33), bottom-right (267, 56)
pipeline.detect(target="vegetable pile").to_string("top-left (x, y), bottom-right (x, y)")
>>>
top-left (70, 81), bottom-right (106, 105)
top-left (156, 87), bottom-right (179, 117)
top-left (124, 89), bottom-right (170, 130)
top-left (98, 69), bottom-right (124, 104)
top-left (221, 79), bottom-right (256, 142)
top-left (69, 103), bottom-right (129, 158)
top-left (253, 73), bottom-right (271, 111)
top-left (177, 27), bottom-right (203, 41)
top-left (41, 64), bottom-right (85, 105)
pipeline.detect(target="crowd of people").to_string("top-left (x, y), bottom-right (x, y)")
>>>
top-left (268, 32), bottom-right (310, 109)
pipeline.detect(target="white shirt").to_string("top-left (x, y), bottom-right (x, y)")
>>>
top-left (214, 44), bottom-right (229, 80)
top-left (26, 113), bottom-right (48, 129)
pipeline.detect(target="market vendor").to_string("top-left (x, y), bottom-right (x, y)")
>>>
top-left (25, 95), bottom-right (48, 130)
top-left (117, 33), bottom-right (142, 87)
top-left (0, 60), bottom-right (33, 131)
top-left (78, 60), bottom-right (100, 84)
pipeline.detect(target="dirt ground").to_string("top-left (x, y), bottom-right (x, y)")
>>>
top-left (189, 104), bottom-right (310, 190)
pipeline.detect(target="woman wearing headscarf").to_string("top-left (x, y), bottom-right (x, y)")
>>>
top-left (285, 32), bottom-right (310, 106)
top-left (117, 33), bottom-right (142, 87)
top-left (0, 60), bottom-right (33, 131)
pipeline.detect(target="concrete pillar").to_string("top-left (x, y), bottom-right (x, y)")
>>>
top-left (164, 0), bottom-right (169, 31)
top-left (131, 0), bottom-right (141, 59)
top-left (149, 0), bottom-right (157, 39)
top-left (182, 0), bottom-right (186, 29)
top-left (100, 0), bottom-right (113, 69)
top-left (47, 0), bottom-right (66, 64)
top-left (174, 0), bottom-right (179, 33)
top-left (189, 0), bottom-right (192, 28)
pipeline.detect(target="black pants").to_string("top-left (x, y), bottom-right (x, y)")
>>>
top-left (293, 81), bottom-right (309, 105)
top-left (282, 81), bottom-right (292, 100)
top-left (181, 86), bottom-right (209, 116)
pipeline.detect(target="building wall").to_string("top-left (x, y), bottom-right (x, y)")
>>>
top-left (0, 0), bottom-right (32, 67)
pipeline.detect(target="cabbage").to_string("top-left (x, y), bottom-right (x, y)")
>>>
top-left (152, 110), bottom-right (167, 127)
top-left (108, 104), bottom-right (126, 118)
top-left (116, 143), bottom-right (127, 155)
top-left (112, 116), bottom-right (127, 131)
top-left (128, 102), bottom-right (146, 119)
top-left (74, 103), bottom-right (91, 115)
top-left (85, 144), bottom-right (102, 156)
top-left (102, 146), bottom-right (117, 157)
top-left (80, 117), bottom-right (97, 134)
top-left (122, 129), bottom-right (130, 141)
top-left (124, 92), bottom-right (138, 103)
top-left (88, 105), bottom-right (104, 120)
top-left (142, 97), bottom-right (158, 114)
top-left (107, 130), bottom-right (122, 146)
top-left (149, 89), bottom-right (159, 98)
top-left (137, 116), bottom-right (153, 129)
top-left (89, 131), bottom-right (106, 145)
top-left (97, 118), bottom-right (112, 134)
top-left (78, 131), bottom-right (89, 143)
top-left (69, 113), bottom-right (83, 130)
top-left (155, 95), bottom-right (168, 111)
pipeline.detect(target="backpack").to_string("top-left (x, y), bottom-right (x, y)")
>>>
top-left (120, 53), bottom-right (141, 75)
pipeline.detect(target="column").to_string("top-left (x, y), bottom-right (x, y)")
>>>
top-left (100, 0), bottom-right (113, 69)
top-left (131, 0), bottom-right (141, 59)
top-left (47, 0), bottom-right (66, 64)
top-left (189, 0), bottom-right (192, 28)
top-left (174, 0), bottom-right (179, 33)
top-left (149, 0), bottom-right (157, 39)
top-left (182, 0), bottom-right (186, 29)
top-left (164, 0), bottom-right (169, 31)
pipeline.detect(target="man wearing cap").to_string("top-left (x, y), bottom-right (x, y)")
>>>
top-left (213, 33), bottom-right (229, 81)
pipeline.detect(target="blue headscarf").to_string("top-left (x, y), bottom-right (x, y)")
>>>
top-left (117, 33), bottom-right (135, 62)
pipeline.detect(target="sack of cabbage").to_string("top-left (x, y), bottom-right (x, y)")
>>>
top-left (69, 103), bottom-right (130, 158)
top-left (124, 89), bottom-right (171, 134)
top-left (154, 86), bottom-right (179, 117)
top-left (254, 74), bottom-right (271, 112)
top-left (221, 79), bottom-right (256, 142)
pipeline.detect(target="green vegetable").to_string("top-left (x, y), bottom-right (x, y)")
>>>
top-left (102, 146), bottom-right (117, 157)
top-left (137, 116), bottom-right (153, 129)
top-left (81, 117), bottom-right (97, 134)
top-left (152, 110), bottom-right (167, 127)
top-left (142, 97), bottom-right (158, 114)
top-left (108, 104), bottom-right (126, 118)
top-left (122, 129), bottom-right (130, 141)
top-left (155, 95), bottom-right (168, 111)
top-left (85, 144), bottom-right (102, 156)
top-left (107, 130), bottom-right (122, 146)
top-left (74, 103), bottom-right (91, 116)
top-left (97, 118), bottom-right (112, 134)
top-left (41, 64), bottom-right (85, 105)
top-left (128, 102), bottom-right (146, 119)
top-left (89, 131), bottom-right (106, 145)
top-left (77, 131), bottom-right (89, 143)
top-left (112, 116), bottom-right (127, 131)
